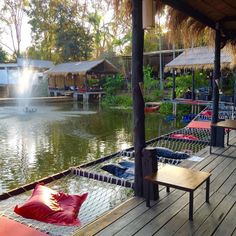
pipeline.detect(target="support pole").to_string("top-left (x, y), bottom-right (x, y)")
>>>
top-left (132, 0), bottom-right (145, 197)
top-left (192, 69), bottom-right (195, 100)
top-left (233, 70), bottom-right (236, 111)
top-left (159, 36), bottom-right (163, 90)
top-left (211, 22), bottom-right (222, 147)
top-left (172, 69), bottom-right (176, 100)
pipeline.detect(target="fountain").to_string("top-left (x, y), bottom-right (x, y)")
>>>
top-left (16, 66), bottom-right (39, 113)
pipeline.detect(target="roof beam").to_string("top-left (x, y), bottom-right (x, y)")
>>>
top-left (161, 0), bottom-right (216, 29)
top-left (220, 16), bottom-right (236, 22)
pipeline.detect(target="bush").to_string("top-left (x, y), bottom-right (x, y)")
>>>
top-left (102, 94), bottom-right (132, 108)
top-left (144, 90), bottom-right (161, 102)
top-left (159, 102), bottom-right (192, 118)
top-left (103, 74), bottom-right (124, 96)
top-left (165, 71), bottom-right (209, 98)
top-left (143, 65), bottom-right (157, 93)
top-left (159, 102), bottom-right (173, 115)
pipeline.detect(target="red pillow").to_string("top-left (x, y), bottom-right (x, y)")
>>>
top-left (14, 184), bottom-right (88, 226)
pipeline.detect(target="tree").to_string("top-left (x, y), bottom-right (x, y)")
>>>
top-left (86, 0), bottom-right (132, 57)
top-left (0, 46), bottom-right (8, 62)
top-left (0, 0), bottom-right (28, 58)
top-left (27, 0), bottom-right (132, 61)
top-left (27, 0), bottom-right (93, 62)
top-left (53, 2), bottom-right (93, 62)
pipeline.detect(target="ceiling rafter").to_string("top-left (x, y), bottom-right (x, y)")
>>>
top-left (161, 0), bottom-right (216, 29)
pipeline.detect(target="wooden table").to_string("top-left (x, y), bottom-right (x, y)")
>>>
top-left (144, 165), bottom-right (211, 220)
top-left (210, 119), bottom-right (236, 153)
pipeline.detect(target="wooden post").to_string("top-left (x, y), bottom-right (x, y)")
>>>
top-left (142, 147), bottom-right (158, 200)
top-left (192, 69), bottom-right (195, 100)
top-left (132, 0), bottom-right (145, 197)
top-left (233, 70), bottom-right (236, 110)
top-left (211, 22), bottom-right (222, 147)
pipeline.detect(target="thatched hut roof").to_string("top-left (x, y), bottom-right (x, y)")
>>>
top-left (114, 0), bottom-right (236, 65)
top-left (46, 59), bottom-right (119, 76)
top-left (165, 46), bottom-right (232, 71)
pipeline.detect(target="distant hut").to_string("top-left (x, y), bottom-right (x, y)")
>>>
top-left (165, 47), bottom-right (234, 100)
top-left (46, 59), bottom-right (119, 97)
top-left (165, 47), bottom-right (232, 71)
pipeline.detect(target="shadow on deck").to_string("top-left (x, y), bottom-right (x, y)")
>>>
top-left (74, 132), bottom-right (236, 236)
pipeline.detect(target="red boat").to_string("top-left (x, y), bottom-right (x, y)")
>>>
top-left (144, 105), bottom-right (160, 113)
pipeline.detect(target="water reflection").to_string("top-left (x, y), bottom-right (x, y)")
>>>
top-left (0, 102), bottom-right (183, 193)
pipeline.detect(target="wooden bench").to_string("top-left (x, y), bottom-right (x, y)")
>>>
top-left (144, 165), bottom-right (211, 220)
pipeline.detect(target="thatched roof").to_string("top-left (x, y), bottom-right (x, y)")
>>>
top-left (46, 59), bottom-right (119, 76)
top-left (165, 47), bottom-right (232, 71)
top-left (114, 0), bottom-right (236, 65)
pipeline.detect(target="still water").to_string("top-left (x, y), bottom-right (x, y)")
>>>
top-left (0, 102), bottom-right (182, 193)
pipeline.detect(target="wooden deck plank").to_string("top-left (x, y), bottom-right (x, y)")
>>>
top-left (73, 197), bottom-right (144, 236)
top-left (213, 202), bottom-right (236, 236)
top-left (233, 230), bottom-right (236, 236)
top-left (210, 159), bottom-right (236, 193)
top-left (195, 195), bottom-right (235, 235)
top-left (170, 192), bottom-right (226, 236)
top-left (218, 169), bottom-right (236, 195)
top-left (132, 191), bottom-right (191, 236)
top-left (230, 184), bottom-right (236, 198)
top-left (94, 185), bottom-right (173, 236)
top-left (97, 190), bottom-right (184, 236)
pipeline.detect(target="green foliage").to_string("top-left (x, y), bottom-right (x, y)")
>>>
top-left (159, 102), bottom-right (173, 115)
top-left (103, 74), bottom-right (124, 96)
top-left (143, 65), bottom-right (160, 101)
top-left (143, 65), bottom-right (156, 91)
top-left (177, 104), bottom-right (192, 118)
top-left (145, 90), bottom-right (161, 102)
top-left (165, 70), bottom-right (209, 98)
top-left (102, 94), bottom-right (132, 108)
top-left (221, 70), bottom-right (235, 95)
top-left (26, 0), bottom-right (93, 62)
top-left (0, 46), bottom-right (8, 62)
top-left (159, 102), bottom-right (192, 118)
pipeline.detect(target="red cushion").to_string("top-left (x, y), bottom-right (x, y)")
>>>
top-left (170, 133), bottom-right (199, 140)
top-left (0, 216), bottom-right (48, 236)
top-left (201, 110), bottom-right (212, 117)
top-left (14, 184), bottom-right (88, 226)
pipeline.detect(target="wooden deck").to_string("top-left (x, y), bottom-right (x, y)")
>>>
top-left (74, 133), bottom-right (236, 236)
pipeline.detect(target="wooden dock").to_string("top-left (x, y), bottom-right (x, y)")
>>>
top-left (74, 133), bottom-right (236, 236)
top-left (0, 96), bottom-right (73, 105)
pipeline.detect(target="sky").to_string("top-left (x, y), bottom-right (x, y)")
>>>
top-left (1, 16), bottom-right (32, 54)
top-left (1, 6), bottom-right (113, 55)
top-left (0, 4), bottom-right (166, 56)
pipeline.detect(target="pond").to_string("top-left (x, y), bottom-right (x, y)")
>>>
top-left (0, 101), bottom-right (184, 194)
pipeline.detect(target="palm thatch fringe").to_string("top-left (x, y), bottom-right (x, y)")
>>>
top-left (113, 0), bottom-right (236, 66)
